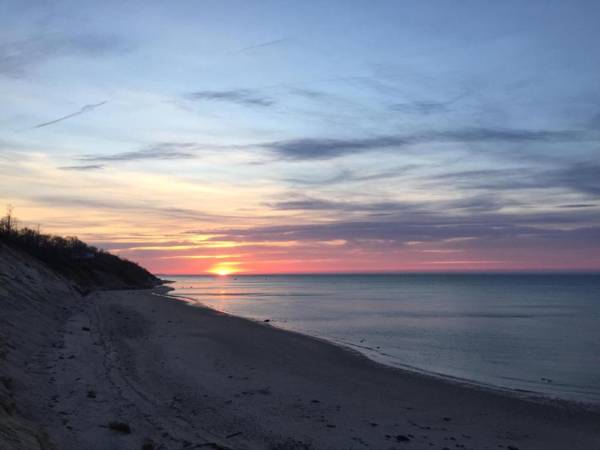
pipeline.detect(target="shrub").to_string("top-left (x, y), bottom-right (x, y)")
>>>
top-left (0, 207), bottom-right (159, 289)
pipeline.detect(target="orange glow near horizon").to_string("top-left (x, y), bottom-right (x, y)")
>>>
top-left (3, 174), bottom-right (600, 275)
top-left (207, 262), bottom-right (241, 277)
top-left (213, 268), bottom-right (233, 276)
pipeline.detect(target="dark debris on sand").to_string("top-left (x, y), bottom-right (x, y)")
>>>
top-left (107, 421), bottom-right (132, 434)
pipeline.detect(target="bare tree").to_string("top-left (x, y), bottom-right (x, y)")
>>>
top-left (6, 204), bottom-right (14, 233)
top-left (0, 204), bottom-right (14, 234)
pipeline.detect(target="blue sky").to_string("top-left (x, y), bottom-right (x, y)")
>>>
top-left (1, 0), bottom-right (599, 273)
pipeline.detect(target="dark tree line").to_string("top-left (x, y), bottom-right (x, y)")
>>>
top-left (0, 206), bottom-right (159, 289)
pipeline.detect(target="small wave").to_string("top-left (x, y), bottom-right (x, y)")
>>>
top-left (183, 291), bottom-right (326, 298)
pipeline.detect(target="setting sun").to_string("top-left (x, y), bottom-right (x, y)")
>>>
top-left (208, 262), bottom-right (240, 277)
top-left (213, 268), bottom-right (232, 276)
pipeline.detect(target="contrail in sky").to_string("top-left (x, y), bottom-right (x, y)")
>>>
top-left (233, 38), bottom-right (289, 53)
top-left (33, 101), bottom-right (107, 128)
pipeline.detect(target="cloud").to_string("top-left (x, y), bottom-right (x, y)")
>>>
top-left (80, 142), bottom-right (199, 162)
top-left (265, 136), bottom-right (410, 160)
top-left (0, 34), bottom-right (126, 77)
top-left (445, 195), bottom-right (510, 212)
top-left (390, 91), bottom-right (468, 115)
top-left (559, 204), bottom-right (597, 209)
top-left (191, 208), bottom-right (600, 249)
top-left (59, 164), bottom-right (104, 171)
top-left (288, 88), bottom-right (330, 100)
top-left (263, 128), bottom-right (586, 160)
top-left (284, 165), bottom-right (419, 186)
top-left (436, 128), bottom-right (581, 143)
top-left (391, 100), bottom-right (451, 115)
top-left (267, 197), bottom-right (421, 213)
top-left (32, 195), bottom-right (235, 222)
top-left (267, 193), bottom-right (510, 216)
top-left (33, 101), bottom-right (107, 128)
top-left (430, 168), bottom-right (538, 191)
top-left (187, 89), bottom-right (274, 107)
top-left (233, 38), bottom-right (289, 53)
top-left (553, 162), bottom-right (600, 196)
top-left (430, 162), bottom-right (600, 197)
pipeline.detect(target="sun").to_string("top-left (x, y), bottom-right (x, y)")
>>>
top-left (214, 268), bottom-right (233, 276)
top-left (208, 262), bottom-right (240, 277)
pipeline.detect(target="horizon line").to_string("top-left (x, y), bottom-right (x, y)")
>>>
top-left (155, 269), bottom-right (600, 277)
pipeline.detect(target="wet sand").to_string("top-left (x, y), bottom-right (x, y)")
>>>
top-left (26, 287), bottom-right (600, 449)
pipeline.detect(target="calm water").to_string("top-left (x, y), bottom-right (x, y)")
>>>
top-left (167, 274), bottom-right (600, 404)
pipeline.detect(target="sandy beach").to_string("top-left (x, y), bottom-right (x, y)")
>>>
top-left (12, 286), bottom-right (597, 449)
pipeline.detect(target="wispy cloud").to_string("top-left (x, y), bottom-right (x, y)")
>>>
top-left (263, 128), bottom-right (588, 160)
top-left (59, 164), bottom-right (104, 171)
top-left (191, 208), bottom-right (600, 249)
top-left (267, 193), bottom-right (509, 215)
top-left (284, 165), bottom-right (419, 186)
top-left (0, 34), bottom-right (127, 77)
top-left (390, 92), bottom-right (468, 115)
top-left (554, 162), bottom-right (600, 196)
top-left (33, 101), bottom-right (107, 128)
top-left (32, 195), bottom-right (237, 222)
top-left (233, 38), bottom-right (289, 54)
top-left (390, 100), bottom-right (451, 115)
top-left (80, 142), bottom-right (199, 162)
top-left (267, 197), bottom-right (422, 213)
top-left (560, 203), bottom-right (597, 209)
top-left (266, 136), bottom-right (409, 160)
top-left (430, 162), bottom-right (600, 197)
top-left (287, 88), bottom-right (330, 100)
top-left (187, 89), bottom-right (274, 107)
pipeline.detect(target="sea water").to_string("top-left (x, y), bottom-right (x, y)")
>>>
top-left (167, 273), bottom-right (600, 404)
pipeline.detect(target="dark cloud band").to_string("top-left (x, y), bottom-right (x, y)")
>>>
top-left (187, 89), bottom-right (273, 107)
top-left (264, 128), bottom-right (587, 160)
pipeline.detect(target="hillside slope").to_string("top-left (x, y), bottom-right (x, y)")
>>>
top-left (0, 239), bottom-right (160, 449)
top-left (0, 242), bottom-right (81, 449)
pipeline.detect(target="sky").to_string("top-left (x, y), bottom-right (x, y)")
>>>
top-left (1, 0), bottom-right (599, 274)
